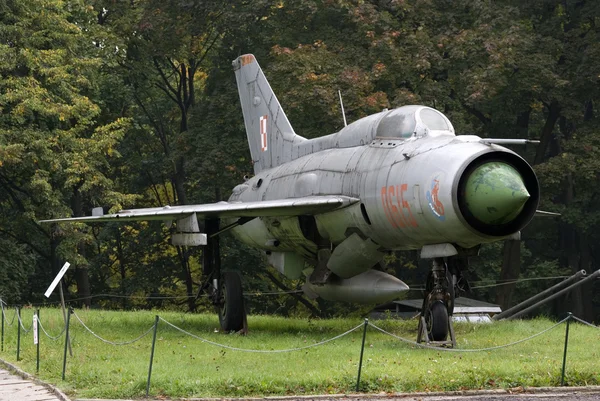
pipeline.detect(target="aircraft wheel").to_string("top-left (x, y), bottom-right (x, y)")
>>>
top-left (425, 301), bottom-right (449, 341)
top-left (218, 271), bottom-right (244, 332)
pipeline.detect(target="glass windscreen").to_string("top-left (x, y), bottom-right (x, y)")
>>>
top-left (375, 106), bottom-right (419, 138)
top-left (420, 108), bottom-right (449, 130)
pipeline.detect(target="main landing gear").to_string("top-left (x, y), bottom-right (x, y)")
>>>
top-left (417, 257), bottom-right (467, 347)
top-left (217, 271), bottom-right (246, 332)
top-left (201, 218), bottom-right (247, 333)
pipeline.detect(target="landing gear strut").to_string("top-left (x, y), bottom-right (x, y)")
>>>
top-left (417, 257), bottom-right (457, 347)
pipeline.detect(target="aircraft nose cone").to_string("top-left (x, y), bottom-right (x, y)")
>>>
top-left (463, 161), bottom-right (530, 225)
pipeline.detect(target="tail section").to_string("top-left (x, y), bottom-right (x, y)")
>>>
top-left (233, 54), bottom-right (306, 174)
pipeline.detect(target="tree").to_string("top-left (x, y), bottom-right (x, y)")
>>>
top-left (0, 0), bottom-right (133, 304)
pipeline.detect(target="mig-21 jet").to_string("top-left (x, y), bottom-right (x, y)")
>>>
top-left (43, 54), bottom-right (545, 343)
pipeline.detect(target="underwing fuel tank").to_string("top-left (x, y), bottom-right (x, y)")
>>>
top-left (303, 270), bottom-right (409, 304)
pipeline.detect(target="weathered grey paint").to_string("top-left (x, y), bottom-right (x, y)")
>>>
top-left (231, 54), bottom-right (539, 291)
top-left (230, 137), bottom-right (537, 250)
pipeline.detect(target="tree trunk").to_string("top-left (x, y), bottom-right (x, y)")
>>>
top-left (534, 101), bottom-right (561, 165)
top-left (577, 236), bottom-right (594, 321)
top-left (116, 228), bottom-right (129, 309)
top-left (71, 187), bottom-right (91, 308)
top-left (495, 240), bottom-right (521, 310)
top-left (177, 246), bottom-right (196, 312)
top-left (559, 173), bottom-right (588, 318)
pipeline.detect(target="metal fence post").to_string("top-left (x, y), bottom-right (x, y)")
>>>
top-left (146, 315), bottom-right (160, 397)
top-left (1, 299), bottom-right (4, 352)
top-left (36, 309), bottom-right (40, 373)
top-left (355, 318), bottom-right (369, 392)
top-left (16, 307), bottom-right (21, 361)
top-left (560, 312), bottom-right (572, 386)
top-left (62, 307), bottom-right (72, 380)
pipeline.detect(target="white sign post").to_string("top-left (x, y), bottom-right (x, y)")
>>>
top-left (33, 313), bottom-right (38, 345)
top-left (44, 262), bottom-right (70, 298)
top-left (45, 262), bottom-right (72, 356)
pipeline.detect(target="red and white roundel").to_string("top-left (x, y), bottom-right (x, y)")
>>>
top-left (260, 115), bottom-right (268, 152)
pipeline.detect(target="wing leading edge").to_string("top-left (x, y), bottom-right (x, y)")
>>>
top-left (39, 196), bottom-right (360, 224)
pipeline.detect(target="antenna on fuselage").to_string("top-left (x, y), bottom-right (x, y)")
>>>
top-left (338, 90), bottom-right (347, 127)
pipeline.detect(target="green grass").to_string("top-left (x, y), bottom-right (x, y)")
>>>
top-left (1, 308), bottom-right (599, 399)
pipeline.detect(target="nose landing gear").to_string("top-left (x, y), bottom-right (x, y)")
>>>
top-left (417, 257), bottom-right (459, 347)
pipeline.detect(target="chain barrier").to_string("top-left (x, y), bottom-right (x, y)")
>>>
top-left (571, 315), bottom-right (599, 329)
top-left (37, 319), bottom-right (66, 341)
top-left (368, 316), bottom-right (569, 352)
top-left (17, 310), bottom-right (33, 333)
top-left (72, 310), bottom-right (156, 346)
top-left (159, 317), bottom-right (363, 353)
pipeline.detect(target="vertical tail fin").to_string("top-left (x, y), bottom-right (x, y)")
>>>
top-left (233, 54), bottom-right (306, 174)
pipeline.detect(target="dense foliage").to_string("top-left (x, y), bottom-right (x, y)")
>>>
top-left (0, 0), bottom-right (598, 320)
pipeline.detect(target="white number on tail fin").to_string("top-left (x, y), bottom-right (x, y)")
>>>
top-left (260, 115), bottom-right (268, 152)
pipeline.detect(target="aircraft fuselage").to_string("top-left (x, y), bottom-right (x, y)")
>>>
top-left (230, 130), bottom-right (538, 262)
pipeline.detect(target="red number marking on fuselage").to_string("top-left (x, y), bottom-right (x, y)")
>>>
top-left (399, 183), bottom-right (418, 227)
top-left (381, 184), bottom-right (419, 228)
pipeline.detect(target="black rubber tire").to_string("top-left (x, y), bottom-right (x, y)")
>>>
top-left (218, 271), bottom-right (244, 332)
top-left (427, 301), bottom-right (449, 341)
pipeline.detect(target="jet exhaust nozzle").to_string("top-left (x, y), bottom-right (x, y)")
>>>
top-left (303, 269), bottom-right (409, 304)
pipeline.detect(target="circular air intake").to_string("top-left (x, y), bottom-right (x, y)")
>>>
top-left (457, 152), bottom-right (539, 237)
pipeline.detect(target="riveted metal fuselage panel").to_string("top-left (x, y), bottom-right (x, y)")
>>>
top-left (230, 133), bottom-right (529, 256)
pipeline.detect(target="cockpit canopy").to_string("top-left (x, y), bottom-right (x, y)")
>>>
top-left (375, 105), bottom-right (455, 139)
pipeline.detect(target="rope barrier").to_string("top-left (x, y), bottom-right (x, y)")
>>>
top-left (72, 310), bottom-right (156, 346)
top-left (470, 275), bottom-right (570, 286)
top-left (38, 319), bottom-right (66, 341)
top-left (17, 310), bottom-right (33, 333)
top-left (3, 290), bottom-right (307, 307)
top-left (159, 317), bottom-right (363, 353)
top-left (0, 274), bottom-right (574, 306)
top-left (368, 316), bottom-right (569, 352)
top-left (245, 290), bottom-right (304, 296)
top-left (406, 275), bottom-right (574, 291)
top-left (1, 306), bottom-right (17, 327)
top-left (571, 315), bottom-right (599, 329)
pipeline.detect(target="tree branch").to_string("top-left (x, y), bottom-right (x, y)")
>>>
top-left (153, 57), bottom-right (180, 100)
top-left (263, 271), bottom-right (321, 318)
top-left (461, 102), bottom-right (491, 127)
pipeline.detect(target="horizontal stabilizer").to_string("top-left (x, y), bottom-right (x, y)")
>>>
top-left (40, 196), bottom-right (359, 224)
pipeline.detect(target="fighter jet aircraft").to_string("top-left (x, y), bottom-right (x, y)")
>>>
top-left (43, 54), bottom-right (543, 343)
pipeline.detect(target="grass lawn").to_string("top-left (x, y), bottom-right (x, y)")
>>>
top-left (0, 307), bottom-right (599, 399)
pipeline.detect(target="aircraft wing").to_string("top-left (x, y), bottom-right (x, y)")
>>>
top-left (39, 196), bottom-right (359, 223)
